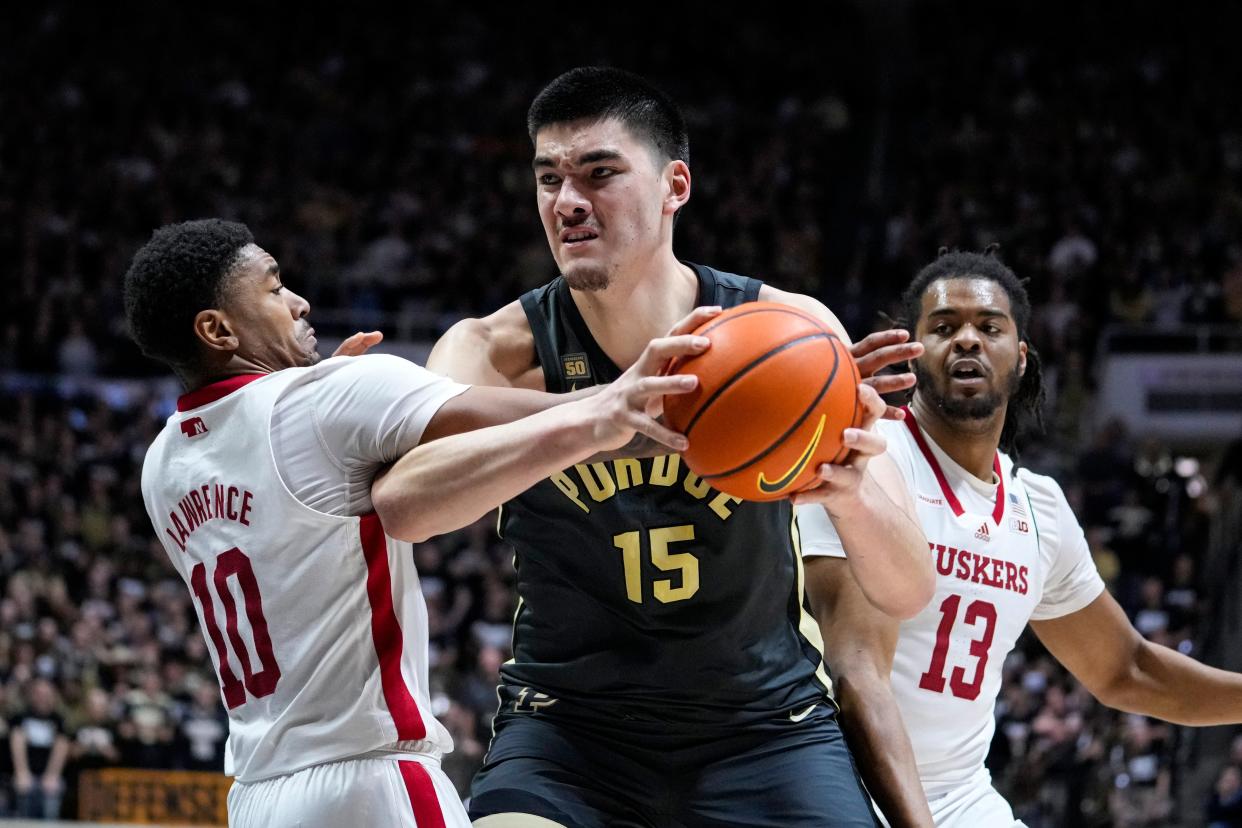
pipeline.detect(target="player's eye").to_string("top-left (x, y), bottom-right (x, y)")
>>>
top-left (591, 167), bottom-right (616, 179)
top-left (538, 173), bottom-right (561, 186)
top-left (933, 323), bottom-right (952, 335)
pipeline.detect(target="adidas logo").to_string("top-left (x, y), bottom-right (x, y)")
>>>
top-left (974, 523), bottom-right (991, 541)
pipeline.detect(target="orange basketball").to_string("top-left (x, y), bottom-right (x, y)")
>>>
top-left (663, 302), bottom-right (863, 502)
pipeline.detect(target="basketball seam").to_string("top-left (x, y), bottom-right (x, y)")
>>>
top-left (826, 345), bottom-right (863, 466)
top-left (702, 340), bottom-right (843, 481)
top-left (696, 303), bottom-right (824, 338)
top-left (683, 332), bottom-right (834, 438)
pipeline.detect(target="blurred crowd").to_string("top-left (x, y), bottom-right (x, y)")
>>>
top-left (3, 0), bottom-right (1242, 823)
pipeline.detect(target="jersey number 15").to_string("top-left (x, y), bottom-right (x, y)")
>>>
top-left (613, 525), bottom-right (699, 604)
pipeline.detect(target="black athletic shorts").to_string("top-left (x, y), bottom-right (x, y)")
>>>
top-left (468, 685), bottom-right (879, 827)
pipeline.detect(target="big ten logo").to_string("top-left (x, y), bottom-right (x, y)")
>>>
top-left (1010, 517), bottom-right (1030, 535)
top-left (562, 353), bottom-right (590, 379)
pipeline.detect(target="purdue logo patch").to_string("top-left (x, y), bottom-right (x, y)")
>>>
top-left (562, 353), bottom-right (591, 381)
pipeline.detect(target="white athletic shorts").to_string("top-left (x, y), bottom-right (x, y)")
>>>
top-left (924, 768), bottom-right (1027, 828)
top-left (875, 767), bottom-right (1027, 828)
top-left (227, 754), bottom-right (470, 828)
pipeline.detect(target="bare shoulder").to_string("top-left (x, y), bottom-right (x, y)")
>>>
top-left (757, 284), bottom-right (851, 343)
top-left (428, 301), bottom-right (543, 389)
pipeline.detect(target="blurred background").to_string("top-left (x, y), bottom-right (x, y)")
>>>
top-left (2, 1), bottom-right (1242, 824)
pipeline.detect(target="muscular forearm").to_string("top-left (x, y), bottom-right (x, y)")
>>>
top-left (827, 474), bottom-right (934, 619)
top-left (1108, 640), bottom-right (1242, 725)
top-left (835, 673), bottom-right (933, 827)
top-left (374, 401), bottom-right (602, 542)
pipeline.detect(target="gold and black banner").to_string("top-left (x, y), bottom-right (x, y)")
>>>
top-left (78, 768), bottom-right (230, 825)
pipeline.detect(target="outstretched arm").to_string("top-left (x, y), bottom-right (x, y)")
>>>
top-left (373, 326), bottom-right (709, 542)
top-left (806, 557), bottom-right (932, 827)
top-left (1032, 590), bottom-right (1242, 725)
top-left (795, 384), bottom-right (934, 619)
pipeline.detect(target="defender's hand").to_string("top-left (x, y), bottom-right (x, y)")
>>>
top-left (586, 307), bottom-right (724, 453)
top-left (851, 329), bottom-right (922, 420)
top-left (792, 383), bottom-right (887, 510)
top-left (332, 330), bottom-right (384, 358)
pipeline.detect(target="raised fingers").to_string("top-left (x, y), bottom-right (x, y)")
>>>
top-left (666, 305), bottom-right (723, 337)
top-left (635, 334), bottom-right (710, 375)
top-left (841, 426), bottom-right (887, 458)
top-left (855, 383), bottom-right (886, 429)
top-left (332, 330), bottom-right (384, 358)
top-left (629, 414), bottom-right (689, 452)
top-left (863, 372), bottom-right (918, 397)
top-left (854, 337), bottom-right (924, 379)
top-left (634, 373), bottom-right (699, 399)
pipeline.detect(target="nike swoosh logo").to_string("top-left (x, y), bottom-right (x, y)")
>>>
top-left (757, 414), bottom-right (827, 494)
top-left (569, 383), bottom-right (577, 392)
top-left (789, 703), bottom-right (818, 722)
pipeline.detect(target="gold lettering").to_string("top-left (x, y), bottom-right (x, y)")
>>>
top-left (575, 462), bottom-right (617, 502)
top-left (612, 458), bottom-right (643, 490)
top-left (650, 453), bottom-right (680, 486)
top-left (651, 525), bottom-right (699, 603)
top-left (709, 492), bottom-right (742, 520)
top-left (683, 471), bottom-right (711, 499)
top-left (550, 472), bottom-right (590, 513)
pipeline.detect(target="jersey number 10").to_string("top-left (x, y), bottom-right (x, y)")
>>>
top-left (190, 548), bottom-right (282, 709)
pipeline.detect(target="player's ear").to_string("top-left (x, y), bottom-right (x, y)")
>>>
top-left (1017, 340), bottom-right (1028, 377)
top-left (664, 159), bottom-right (691, 216)
top-left (194, 309), bottom-right (239, 355)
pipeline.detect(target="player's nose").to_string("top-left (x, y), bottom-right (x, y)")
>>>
top-left (287, 288), bottom-right (310, 319)
top-left (951, 324), bottom-right (982, 351)
top-left (555, 178), bottom-right (591, 219)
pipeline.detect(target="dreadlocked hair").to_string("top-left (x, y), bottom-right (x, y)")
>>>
top-left (897, 245), bottom-right (1047, 457)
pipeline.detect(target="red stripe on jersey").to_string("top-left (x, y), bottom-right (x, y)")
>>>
top-left (399, 760), bottom-right (447, 828)
top-left (902, 407), bottom-right (1006, 525)
top-left (177, 373), bottom-right (266, 411)
top-left (360, 513), bottom-right (427, 741)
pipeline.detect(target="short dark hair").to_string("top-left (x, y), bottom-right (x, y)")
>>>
top-left (527, 67), bottom-right (689, 166)
top-left (899, 246), bottom-right (1046, 455)
top-left (123, 219), bottom-right (253, 370)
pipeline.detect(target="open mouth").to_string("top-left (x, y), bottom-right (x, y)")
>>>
top-left (561, 229), bottom-right (599, 248)
top-left (948, 360), bottom-right (986, 385)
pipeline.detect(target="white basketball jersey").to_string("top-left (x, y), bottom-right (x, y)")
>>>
top-left (141, 360), bottom-right (460, 783)
top-left (799, 410), bottom-right (1104, 798)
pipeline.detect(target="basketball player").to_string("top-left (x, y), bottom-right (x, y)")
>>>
top-left (126, 219), bottom-right (714, 828)
top-left (801, 249), bottom-right (1242, 826)
top-left (426, 67), bottom-right (935, 827)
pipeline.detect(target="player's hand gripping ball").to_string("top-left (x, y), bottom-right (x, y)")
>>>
top-left (663, 302), bottom-right (863, 501)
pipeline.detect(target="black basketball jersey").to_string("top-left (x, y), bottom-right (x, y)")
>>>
top-left (498, 263), bottom-right (833, 726)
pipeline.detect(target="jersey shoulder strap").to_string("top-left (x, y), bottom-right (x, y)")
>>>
top-left (519, 277), bottom-right (599, 393)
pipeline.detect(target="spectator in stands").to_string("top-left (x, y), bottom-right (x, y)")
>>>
top-left (8, 677), bottom-right (70, 819)
top-left (70, 688), bottom-right (120, 772)
top-left (1206, 764), bottom-right (1242, 827)
top-left (175, 681), bottom-right (227, 772)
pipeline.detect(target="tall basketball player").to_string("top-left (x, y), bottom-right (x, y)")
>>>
top-left (801, 249), bottom-right (1242, 826)
top-left (126, 219), bottom-right (712, 828)
top-left (427, 67), bottom-right (936, 827)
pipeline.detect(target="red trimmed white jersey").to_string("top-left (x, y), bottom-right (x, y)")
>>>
top-left (799, 411), bottom-right (1104, 799)
top-left (140, 356), bottom-right (467, 783)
